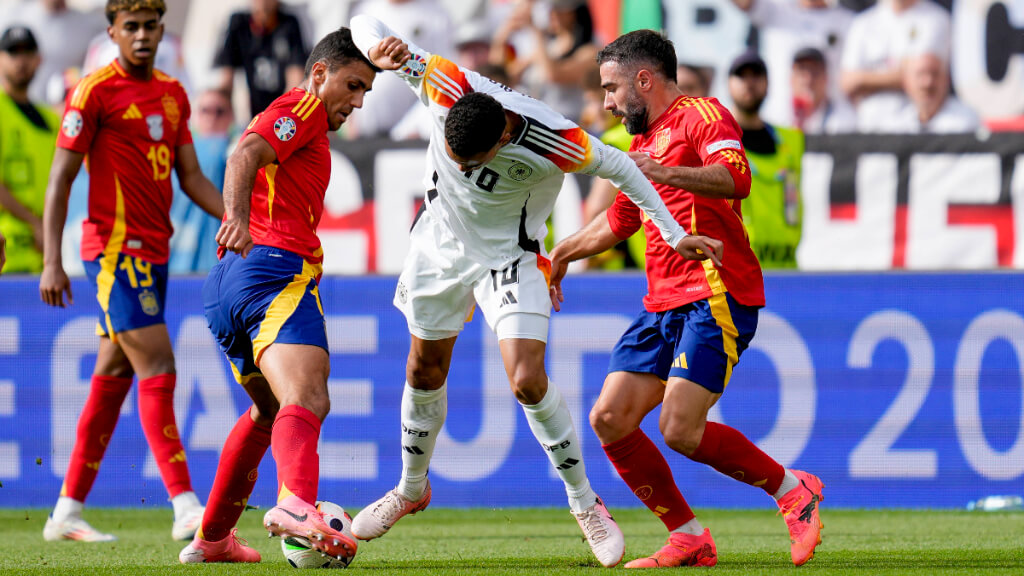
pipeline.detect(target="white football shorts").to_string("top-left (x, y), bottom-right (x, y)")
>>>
top-left (394, 210), bottom-right (552, 342)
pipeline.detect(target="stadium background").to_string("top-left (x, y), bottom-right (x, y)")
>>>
top-left (0, 0), bottom-right (1023, 514)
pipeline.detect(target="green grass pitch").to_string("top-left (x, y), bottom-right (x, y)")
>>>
top-left (2, 507), bottom-right (1022, 574)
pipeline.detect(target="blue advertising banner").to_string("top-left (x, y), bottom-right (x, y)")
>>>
top-left (1, 273), bottom-right (1022, 511)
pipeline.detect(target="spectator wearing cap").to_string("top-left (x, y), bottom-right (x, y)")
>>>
top-left (214, 0), bottom-right (309, 119)
top-left (347, 0), bottom-right (454, 137)
top-left (791, 47), bottom-right (856, 134)
top-left (731, 0), bottom-right (853, 127)
top-left (0, 26), bottom-right (58, 273)
top-left (863, 51), bottom-right (979, 134)
top-left (841, 0), bottom-right (951, 127)
top-left (1, 0), bottom-right (107, 106)
top-left (729, 51), bottom-right (804, 269)
top-left (492, 0), bottom-right (597, 122)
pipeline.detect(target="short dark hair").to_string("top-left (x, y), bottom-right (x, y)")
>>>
top-left (304, 27), bottom-right (379, 77)
top-left (105, 0), bottom-right (166, 25)
top-left (597, 30), bottom-right (677, 82)
top-left (445, 92), bottom-right (506, 158)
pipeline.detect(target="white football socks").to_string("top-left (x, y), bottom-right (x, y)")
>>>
top-left (52, 496), bottom-right (84, 522)
top-left (397, 382), bottom-right (447, 502)
top-left (521, 383), bottom-right (596, 514)
top-left (672, 517), bottom-right (706, 536)
top-left (773, 469), bottom-right (800, 500)
top-left (171, 491), bottom-right (201, 520)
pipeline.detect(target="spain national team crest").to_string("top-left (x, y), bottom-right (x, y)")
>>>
top-left (139, 289), bottom-right (160, 316)
top-left (162, 93), bottom-right (180, 128)
top-left (146, 114), bottom-right (164, 141)
top-left (62, 110), bottom-right (83, 138)
top-left (655, 127), bottom-right (671, 157)
top-left (274, 116), bottom-right (297, 141)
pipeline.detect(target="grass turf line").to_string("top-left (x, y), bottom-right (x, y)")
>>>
top-left (1, 508), bottom-right (1022, 574)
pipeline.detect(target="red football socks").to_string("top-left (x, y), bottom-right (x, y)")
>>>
top-left (138, 373), bottom-right (193, 497)
top-left (603, 429), bottom-right (695, 531)
top-left (689, 421), bottom-right (785, 495)
top-left (200, 410), bottom-right (273, 542)
top-left (271, 404), bottom-right (322, 503)
top-left (62, 375), bottom-right (133, 501)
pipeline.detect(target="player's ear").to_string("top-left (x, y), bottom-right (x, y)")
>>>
top-left (310, 61), bottom-right (327, 88)
top-left (635, 69), bottom-right (653, 92)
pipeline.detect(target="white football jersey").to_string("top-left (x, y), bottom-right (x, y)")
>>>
top-left (352, 15), bottom-right (686, 270)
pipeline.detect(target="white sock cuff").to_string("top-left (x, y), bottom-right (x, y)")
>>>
top-left (405, 382), bottom-right (446, 404)
top-left (520, 381), bottom-right (562, 421)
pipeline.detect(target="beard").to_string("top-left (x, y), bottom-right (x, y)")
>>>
top-left (735, 93), bottom-right (766, 117)
top-left (617, 91), bottom-right (649, 135)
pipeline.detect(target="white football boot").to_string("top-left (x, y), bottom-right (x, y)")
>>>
top-left (573, 497), bottom-right (625, 567)
top-left (43, 515), bottom-right (117, 542)
top-left (351, 480), bottom-right (431, 540)
top-left (172, 505), bottom-right (205, 541)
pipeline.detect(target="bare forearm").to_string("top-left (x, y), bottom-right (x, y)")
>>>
top-left (841, 68), bottom-right (902, 100)
top-left (654, 164), bottom-right (737, 199)
top-left (182, 174), bottom-right (225, 219)
top-left (551, 213), bottom-right (625, 264)
top-left (0, 184), bottom-right (41, 225)
top-left (222, 154), bottom-right (260, 222)
top-left (42, 178), bottom-right (72, 266)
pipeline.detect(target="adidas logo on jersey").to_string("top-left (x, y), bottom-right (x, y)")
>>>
top-left (672, 353), bottom-right (688, 369)
top-left (122, 103), bottom-right (142, 120)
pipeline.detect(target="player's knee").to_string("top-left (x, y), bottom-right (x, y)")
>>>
top-left (249, 400), bottom-right (278, 426)
top-left (661, 420), bottom-right (702, 456)
top-left (508, 369), bottom-right (546, 405)
top-left (590, 404), bottom-right (631, 444)
top-left (407, 358), bottom-right (446, 390)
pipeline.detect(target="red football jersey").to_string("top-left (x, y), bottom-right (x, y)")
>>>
top-left (239, 88), bottom-right (330, 264)
top-left (58, 60), bottom-right (192, 264)
top-left (607, 95), bottom-right (765, 311)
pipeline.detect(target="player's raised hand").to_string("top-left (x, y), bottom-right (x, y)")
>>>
top-left (627, 151), bottom-right (668, 184)
top-left (675, 235), bottom-right (724, 268)
top-left (547, 252), bottom-right (569, 312)
top-left (216, 217), bottom-right (254, 258)
top-left (368, 36), bottom-right (411, 71)
top-left (39, 263), bottom-right (73, 308)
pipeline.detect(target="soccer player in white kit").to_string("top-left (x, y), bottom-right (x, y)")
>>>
top-left (349, 15), bottom-right (723, 567)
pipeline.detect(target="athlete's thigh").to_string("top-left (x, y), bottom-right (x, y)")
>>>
top-left (84, 252), bottom-right (169, 339)
top-left (593, 370), bottom-right (666, 432)
top-left (665, 293), bottom-right (758, 395)
top-left (395, 214), bottom-right (477, 341)
top-left (474, 252), bottom-right (551, 342)
top-left (116, 323), bottom-right (176, 379)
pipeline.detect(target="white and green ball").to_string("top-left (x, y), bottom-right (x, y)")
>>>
top-left (280, 501), bottom-right (356, 569)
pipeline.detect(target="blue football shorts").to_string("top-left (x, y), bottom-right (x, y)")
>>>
top-left (203, 245), bottom-right (327, 385)
top-left (83, 252), bottom-right (169, 339)
top-left (607, 292), bottom-right (759, 394)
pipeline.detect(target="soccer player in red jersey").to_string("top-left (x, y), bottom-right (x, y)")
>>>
top-left (37, 0), bottom-right (224, 543)
top-left (549, 30), bottom-right (825, 568)
top-left (178, 28), bottom-right (378, 564)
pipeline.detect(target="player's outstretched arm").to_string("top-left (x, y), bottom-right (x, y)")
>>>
top-left (175, 143), bottom-right (225, 220)
top-left (39, 148), bottom-right (85, 308)
top-left (366, 36), bottom-right (411, 71)
top-left (628, 152), bottom-right (739, 199)
top-left (548, 212), bottom-right (623, 312)
top-left (217, 134), bottom-right (277, 258)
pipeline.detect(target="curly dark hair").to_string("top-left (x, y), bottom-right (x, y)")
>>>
top-left (444, 92), bottom-right (506, 159)
top-left (105, 0), bottom-right (166, 24)
top-left (596, 29), bottom-right (677, 82)
top-left (304, 27), bottom-right (379, 77)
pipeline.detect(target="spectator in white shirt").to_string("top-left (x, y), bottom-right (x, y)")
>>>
top-left (841, 0), bottom-right (951, 125)
top-left (731, 0), bottom-right (853, 127)
top-left (791, 47), bottom-right (856, 135)
top-left (862, 52), bottom-right (980, 133)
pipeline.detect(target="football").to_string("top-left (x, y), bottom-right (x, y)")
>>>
top-left (280, 501), bottom-right (357, 569)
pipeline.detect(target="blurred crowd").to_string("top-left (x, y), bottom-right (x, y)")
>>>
top-left (0, 0), bottom-right (1017, 274)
